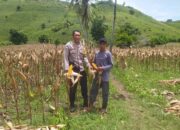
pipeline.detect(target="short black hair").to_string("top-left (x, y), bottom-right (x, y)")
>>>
top-left (72, 30), bottom-right (81, 36)
top-left (99, 38), bottom-right (107, 44)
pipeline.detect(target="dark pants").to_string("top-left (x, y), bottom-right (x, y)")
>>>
top-left (90, 75), bottom-right (109, 109)
top-left (69, 70), bottom-right (88, 107)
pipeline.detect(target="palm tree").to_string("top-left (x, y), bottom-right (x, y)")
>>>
top-left (70, 0), bottom-right (90, 40)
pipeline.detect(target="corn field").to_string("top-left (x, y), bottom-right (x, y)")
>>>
top-left (0, 44), bottom-right (96, 128)
top-left (0, 44), bottom-right (66, 125)
top-left (113, 47), bottom-right (180, 71)
top-left (0, 44), bottom-right (180, 128)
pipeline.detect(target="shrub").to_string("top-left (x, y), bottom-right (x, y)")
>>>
top-left (61, 32), bottom-right (66, 35)
top-left (38, 35), bottom-right (49, 43)
top-left (115, 22), bottom-right (140, 47)
top-left (91, 16), bottom-right (108, 41)
top-left (116, 33), bottom-right (136, 47)
top-left (54, 39), bottom-right (60, 46)
top-left (129, 9), bottom-right (135, 15)
top-left (150, 35), bottom-right (168, 45)
top-left (9, 29), bottom-right (28, 44)
top-left (177, 38), bottom-right (180, 42)
top-left (16, 5), bottom-right (21, 11)
top-left (52, 26), bottom-right (62, 32)
top-left (41, 23), bottom-right (46, 29)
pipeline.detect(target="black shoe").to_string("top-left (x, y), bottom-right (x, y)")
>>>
top-left (100, 108), bottom-right (107, 114)
top-left (70, 106), bottom-right (76, 113)
top-left (82, 106), bottom-right (88, 112)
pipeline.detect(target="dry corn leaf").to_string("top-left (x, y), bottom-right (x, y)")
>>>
top-left (4, 120), bottom-right (13, 129)
top-left (0, 103), bottom-right (2, 108)
top-left (83, 48), bottom-right (87, 55)
top-left (56, 124), bottom-right (66, 128)
top-left (18, 52), bottom-right (22, 60)
top-left (16, 70), bottom-right (27, 81)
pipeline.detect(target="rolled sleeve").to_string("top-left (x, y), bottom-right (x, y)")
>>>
top-left (64, 45), bottom-right (69, 71)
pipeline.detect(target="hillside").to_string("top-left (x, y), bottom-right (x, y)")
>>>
top-left (0, 0), bottom-right (180, 45)
top-left (165, 20), bottom-right (180, 30)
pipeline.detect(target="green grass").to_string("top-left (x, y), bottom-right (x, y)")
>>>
top-left (165, 20), bottom-right (180, 30)
top-left (0, 0), bottom-right (180, 45)
top-left (112, 62), bottom-right (180, 130)
top-left (65, 62), bottom-right (180, 130)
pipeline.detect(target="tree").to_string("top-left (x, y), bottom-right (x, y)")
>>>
top-left (38, 35), bottom-right (49, 43)
top-left (118, 23), bottom-right (140, 35)
top-left (116, 33), bottom-right (136, 47)
top-left (116, 22), bottom-right (140, 47)
top-left (70, 0), bottom-right (91, 40)
top-left (91, 17), bottom-right (108, 41)
top-left (9, 29), bottom-right (28, 44)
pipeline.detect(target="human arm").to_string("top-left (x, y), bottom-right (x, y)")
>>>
top-left (99, 52), bottom-right (113, 71)
top-left (64, 45), bottom-right (69, 71)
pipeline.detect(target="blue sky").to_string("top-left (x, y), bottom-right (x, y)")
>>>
top-left (117, 0), bottom-right (180, 21)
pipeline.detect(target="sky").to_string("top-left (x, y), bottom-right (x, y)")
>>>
top-left (117, 0), bottom-right (180, 21)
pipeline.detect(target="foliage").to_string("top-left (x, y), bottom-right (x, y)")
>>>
top-left (166, 19), bottom-right (173, 22)
top-left (129, 9), bottom-right (135, 15)
top-left (9, 29), bottom-right (28, 44)
top-left (54, 39), bottom-right (60, 45)
top-left (150, 35), bottom-right (168, 45)
top-left (91, 16), bottom-right (108, 41)
top-left (41, 23), bottom-right (46, 29)
top-left (116, 33), bottom-right (136, 47)
top-left (0, 0), bottom-right (180, 45)
top-left (38, 34), bottom-right (49, 43)
top-left (116, 22), bottom-right (140, 47)
top-left (16, 5), bottom-right (21, 11)
top-left (178, 38), bottom-right (180, 42)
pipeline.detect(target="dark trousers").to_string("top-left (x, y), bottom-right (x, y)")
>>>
top-left (69, 71), bottom-right (88, 107)
top-left (90, 76), bottom-right (109, 109)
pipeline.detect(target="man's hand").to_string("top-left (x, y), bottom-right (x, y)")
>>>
top-left (97, 67), bottom-right (103, 72)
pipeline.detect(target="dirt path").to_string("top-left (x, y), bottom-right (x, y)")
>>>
top-left (110, 74), bottom-right (132, 100)
top-left (110, 73), bottom-right (143, 116)
top-left (110, 73), bottom-right (147, 129)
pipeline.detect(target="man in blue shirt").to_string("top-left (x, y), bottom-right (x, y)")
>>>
top-left (89, 38), bottom-right (113, 113)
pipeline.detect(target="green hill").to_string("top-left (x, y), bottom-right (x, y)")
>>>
top-left (0, 0), bottom-right (180, 45)
top-left (165, 20), bottom-right (180, 30)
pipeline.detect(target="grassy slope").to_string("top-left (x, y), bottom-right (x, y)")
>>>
top-left (100, 4), bottom-right (180, 41)
top-left (0, 0), bottom-right (180, 44)
top-left (165, 20), bottom-right (180, 30)
top-left (0, 0), bottom-right (78, 43)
